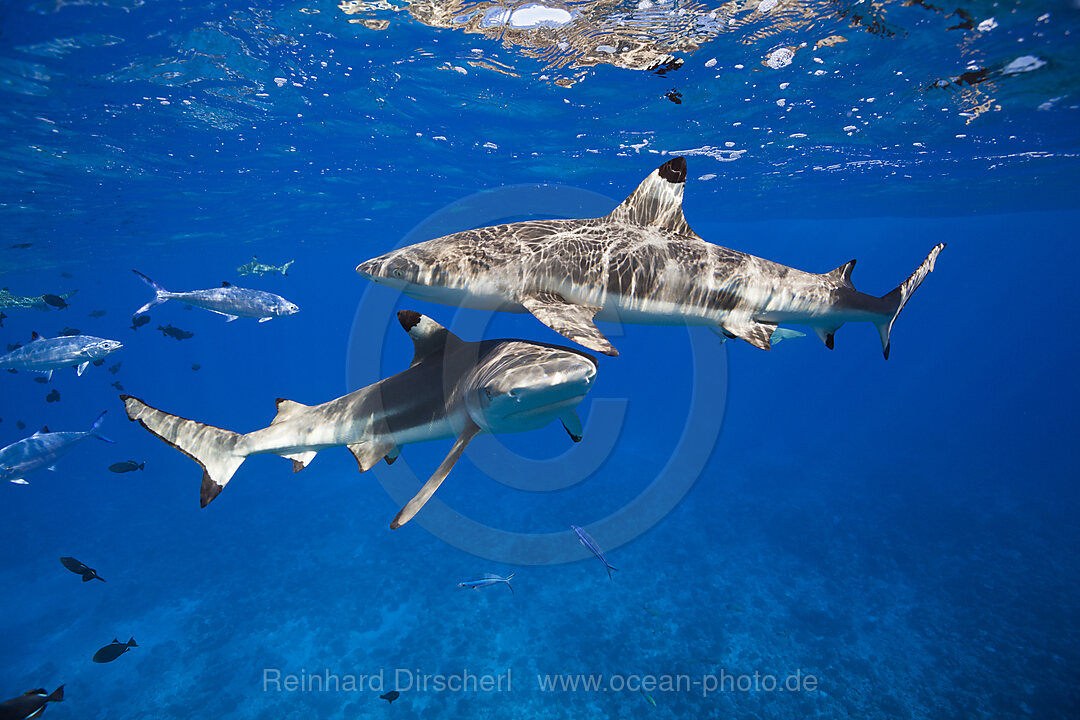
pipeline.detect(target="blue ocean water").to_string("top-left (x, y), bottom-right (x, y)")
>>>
top-left (2, 1), bottom-right (1079, 718)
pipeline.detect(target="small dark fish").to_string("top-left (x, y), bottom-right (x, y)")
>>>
top-left (665, 89), bottom-right (683, 105)
top-left (108, 362), bottom-right (122, 374)
top-left (0, 312), bottom-right (6, 327)
top-left (571, 524), bottom-right (618, 579)
top-left (379, 691), bottom-right (400, 704)
top-left (191, 363), bottom-right (201, 371)
top-left (60, 272), bottom-right (73, 279)
top-left (46, 389), bottom-right (60, 403)
top-left (92, 637), bottom-right (136, 663)
top-left (130, 315), bottom-right (150, 330)
top-left (10, 242), bottom-right (32, 249)
top-left (57, 327), bottom-right (80, 337)
top-left (16, 420), bottom-right (25, 430)
top-left (88, 309), bottom-right (106, 318)
top-left (109, 460), bottom-right (144, 473)
top-left (8, 343), bottom-right (22, 351)
top-left (42, 294), bottom-right (68, 310)
top-left (60, 556), bottom-right (105, 582)
top-left (157, 324), bottom-right (193, 341)
top-left (110, 381), bottom-right (125, 392)
top-left (0, 685), bottom-right (64, 718)
top-left (33, 377), bottom-right (49, 385)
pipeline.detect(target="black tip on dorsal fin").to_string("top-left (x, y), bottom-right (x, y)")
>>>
top-left (657, 156), bottom-right (687, 184)
top-left (40, 426), bottom-right (49, 433)
top-left (221, 281), bottom-right (231, 287)
top-left (31, 331), bottom-right (40, 340)
top-left (607, 157), bottom-right (693, 235)
top-left (396, 311), bottom-right (459, 368)
top-left (397, 310), bottom-right (422, 332)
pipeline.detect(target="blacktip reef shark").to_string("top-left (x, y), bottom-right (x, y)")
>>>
top-left (132, 270), bottom-right (299, 322)
top-left (356, 157), bottom-right (944, 358)
top-left (0, 332), bottom-right (121, 380)
top-left (237, 255), bottom-right (294, 277)
top-left (121, 311), bottom-right (597, 528)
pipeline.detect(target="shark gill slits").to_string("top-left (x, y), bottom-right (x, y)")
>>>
top-left (658, 157), bottom-right (687, 184)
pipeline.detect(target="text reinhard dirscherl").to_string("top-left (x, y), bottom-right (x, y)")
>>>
top-left (262, 668), bottom-right (819, 698)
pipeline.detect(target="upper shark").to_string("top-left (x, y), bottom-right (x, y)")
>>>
top-left (121, 311), bottom-right (597, 528)
top-left (356, 157), bottom-right (944, 358)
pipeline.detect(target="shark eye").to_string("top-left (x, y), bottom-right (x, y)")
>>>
top-left (393, 269), bottom-right (405, 279)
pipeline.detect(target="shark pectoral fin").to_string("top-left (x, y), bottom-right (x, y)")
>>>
top-left (560, 410), bottom-right (583, 442)
top-left (348, 439), bottom-right (396, 473)
top-left (280, 451), bottom-right (317, 472)
top-left (258, 317), bottom-right (272, 323)
top-left (770, 328), bottom-right (806, 345)
top-left (76, 361), bottom-right (90, 376)
top-left (390, 421), bottom-right (481, 529)
top-left (520, 292), bottom-right (618, 357)
top-left (224, 315), bottom-right (240, 322)
top-left (720, 317), bottom-right (777, 351)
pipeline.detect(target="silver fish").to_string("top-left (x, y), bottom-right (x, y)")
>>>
top-left (356, 157), bottom-right (944, 358)
top-left (572, 524), bottom-right (618, 579)
top-left (237, 256), bottom-right (294, 277)
top-left (0, 333), bottom-right (121, 381)
top-left (131, 270), bottom-right (299, 323)
top-left (458, 573), bottom-right (515, 594)
top-left (0, 412), bottom-right (114, 485)
top-left (121, 311), bottom-right (597, 528)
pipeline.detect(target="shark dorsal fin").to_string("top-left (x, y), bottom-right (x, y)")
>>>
top-left (272, 398), bottom-right (310, 425)
top-left (397, 311), bottom-right (462, 368)
top-left (221, 281), bottom-right (232, 288)
top-left (826, 259), bottom-right (857, 286)
top-left (605, 157), bottom-right (693, 236)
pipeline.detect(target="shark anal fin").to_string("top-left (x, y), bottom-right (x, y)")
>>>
top-left (560, 410), bottom-right (583, 442)
top-left (280, 450), bottom-right (317, 471)
top-left (520, 292), bottom-right (618, 357)
top-left (390, 421), bottom-right (481, 529)
top-left (720, 317), bottom-right (777, 351)
top-left (813, 326), bottom-right (841, 349)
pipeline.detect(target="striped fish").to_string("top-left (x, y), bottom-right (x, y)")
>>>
top-left (572, 524), bottom-right (618, 579)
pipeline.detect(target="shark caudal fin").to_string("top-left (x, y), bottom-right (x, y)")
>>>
top-left (875, 243), bottom-right (946, 359)
top-left (88, 411), bottom-right (115, 444)
top-left (606, 157), bottom-right (694, 236)
top-left (281, 260), bottom-right (294, 276)
top-left (120, 395), bottom-right (245, 507)
top-left (132, 270), bottom-right (174, 316)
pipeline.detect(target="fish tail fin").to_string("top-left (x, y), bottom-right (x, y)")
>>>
top-left (132, 270), bottom-right (172, 315)
top-left (281, 260), bottom-right (294, 276)
top-left (96, 575), bottom-right (106, 582)
top-left (506, 572), bottom-right (515, 594)
top-left (47, 685), bottom-right (64, 703)
top-left (874, 243), bottom-right (946, 360)
top-left (121, 395), bottom-right (246, 507)
top-left (128, 637), bottom-right (137, 647)
top-left (89, 411), bottom-right (115, 444)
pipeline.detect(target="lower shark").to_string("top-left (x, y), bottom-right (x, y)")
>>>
top-left (121, 311), bottom-right (597, 528)
top-left (0, 412), bottom-right (114, 485)
top-left (356, 157), bottom-right (944, 358)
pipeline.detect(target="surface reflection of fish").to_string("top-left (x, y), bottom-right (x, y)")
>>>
top-left (130, 315), bottom-right (150, 330)
top-left (158, 324), bottom-right (193, 341)
top-left (45, 389), bottom-right (60, 403)
top-left (60, 556), bottom-right (105, 582)
top-left (92, 637), bottom-right (137, 663)
top-left (379, 691), bottom-right (399, 704)
top-left (42, 294), bottom-right (68, 310)
top-left (0, 685), bottom-right (64, 719)
top-left (237, 255), bottom-right (294, 276)
top-left (109, 460), bottom-right (145, 473)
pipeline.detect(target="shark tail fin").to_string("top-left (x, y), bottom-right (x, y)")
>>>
top-left (47, 685), bottom-right (64, 703)
top-left (281, 260), bottom-right (294, 276)
top-left (89, 411), bottom-right (115, 444)
top-left (132, 270), bottom-right (172, 316)
top-left (875, 243), bottom-right (946, 360)
top-left (120, 395), bottom-right (245, 507)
